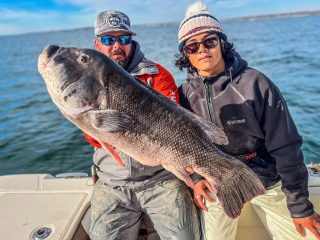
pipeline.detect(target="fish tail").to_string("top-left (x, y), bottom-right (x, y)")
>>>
top-left (215, 167), bottom-right (265, 219)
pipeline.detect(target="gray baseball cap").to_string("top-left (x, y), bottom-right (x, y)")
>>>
top-left (94, 10), bottom-right (136, 36)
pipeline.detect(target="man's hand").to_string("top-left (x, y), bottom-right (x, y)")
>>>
top-left (193, 180), bottom-right (215, 211)
top-left (185, 167), bottom-right (195, 175)
top-left (293, 212), bottom-right (320, 239)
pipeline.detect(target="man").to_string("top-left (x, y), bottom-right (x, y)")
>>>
top-left (176, 2), bottom-right (320, 240)
top-left (83, 10), bottom-right (200, 240)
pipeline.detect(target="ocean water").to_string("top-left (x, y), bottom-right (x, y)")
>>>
top-left (0, 16), bottom-right (320, 176)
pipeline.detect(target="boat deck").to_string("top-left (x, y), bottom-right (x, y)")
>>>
top-left (1, 173), bottom-right (320, 240)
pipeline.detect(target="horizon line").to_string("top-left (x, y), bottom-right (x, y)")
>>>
top-left (1, 9), bottom-right (319, 38)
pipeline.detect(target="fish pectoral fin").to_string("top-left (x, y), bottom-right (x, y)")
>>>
top-left (88, 109), bottom-right (135, 133)
top-left (99, 141), bottom-right (126, 167)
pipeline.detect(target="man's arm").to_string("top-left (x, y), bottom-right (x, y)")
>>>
top-left (151, 64), bottom-right (180, 104)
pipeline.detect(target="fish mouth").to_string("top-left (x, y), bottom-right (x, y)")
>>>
top-left (38, 45), bottom-right (60, 72)
top-left (39, 45), bottom-right (102, 116)
top-left (52, 96), bottom-right (95, 116)
top-left (60, 75), bottom-right (82, 94)
top-left (39, 45), bottom-right (81, 99)
top-left (38, 45), bottom-right (73, 91)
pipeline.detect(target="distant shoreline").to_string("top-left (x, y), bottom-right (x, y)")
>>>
top-left (221, 10), bottom-right (320, 22)
top-left (132, 10), bottom-right (320, 28)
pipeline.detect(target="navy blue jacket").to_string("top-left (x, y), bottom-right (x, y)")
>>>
top-left (178, 52), bottom-right (314, 218)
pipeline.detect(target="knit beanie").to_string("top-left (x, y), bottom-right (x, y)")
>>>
top-left (178, 2), bottom-right (227, 49)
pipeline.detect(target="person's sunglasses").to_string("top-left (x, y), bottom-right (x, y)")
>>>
top-left (97, 35), bottom-right (132, 46)
top-left (184, 37), bottom-right (219, 54)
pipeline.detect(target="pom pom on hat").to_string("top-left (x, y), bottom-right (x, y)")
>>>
top-left (185, 2), bottom-right (208, 17)
top-left (178, 2), bottom-right (226, 48)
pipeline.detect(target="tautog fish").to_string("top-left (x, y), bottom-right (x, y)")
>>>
top-left (38, 45), bottom-right (265, 218)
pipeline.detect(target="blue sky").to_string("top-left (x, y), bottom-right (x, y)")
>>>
top-left (1, 0), bottom-right (320, 36)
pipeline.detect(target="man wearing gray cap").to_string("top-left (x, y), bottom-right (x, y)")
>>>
top-left (83, 10), bottom-right (200, 240)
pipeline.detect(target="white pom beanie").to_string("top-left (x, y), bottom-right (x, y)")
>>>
top-left (178, 2), bottom-right (226, 49)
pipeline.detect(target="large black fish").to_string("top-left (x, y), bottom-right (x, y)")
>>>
top-left (38, 45), bottom-right (265, 218)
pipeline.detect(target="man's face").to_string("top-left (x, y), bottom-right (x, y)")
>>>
top-left (94, 31), bottom-right (132, 68)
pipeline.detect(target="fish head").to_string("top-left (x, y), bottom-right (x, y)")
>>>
top-left (38, 45), bottom-right (136, 141)
top-left (38, 45), bottom-right (121, 116)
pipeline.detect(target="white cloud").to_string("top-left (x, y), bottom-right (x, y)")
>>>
top-left (0, 0), bottom-right (245, 35)
top-left (0, 7), bottom-right (94, 35)
top-left (2, 0), bottom-right (318, 36)
top-left (51, 0), bottom-right (196, 25)
top-left (213, 0), bottom-right (251, 9)
top-left (54, 0), bottom-right (102, 5)
top-left (0, 7), bottom-right (58, 20)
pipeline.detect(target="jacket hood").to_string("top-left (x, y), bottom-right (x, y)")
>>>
top-left (126, 40), bottom-right (159, 76)
top-left (126, 40), bottom-right (145, 72)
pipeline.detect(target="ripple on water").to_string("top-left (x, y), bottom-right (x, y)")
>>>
top-left (1, 16), bottom-right (320, 174)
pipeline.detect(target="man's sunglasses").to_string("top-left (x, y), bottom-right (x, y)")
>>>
top-left (184, 37), bottom-right (219, 54)
top-left (97, 35), bottom-right (132, 46)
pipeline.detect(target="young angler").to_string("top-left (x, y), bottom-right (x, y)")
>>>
top-left (176, 2), bottom-right (320, 240)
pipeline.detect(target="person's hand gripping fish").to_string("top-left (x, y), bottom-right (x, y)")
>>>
top-left (185, 167), bottom-right (215, 211)
top-left (293, 213), bottom-right (320, 240)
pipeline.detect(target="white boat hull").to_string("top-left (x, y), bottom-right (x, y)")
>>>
top-left (1, 174), bottom-right (320, 240)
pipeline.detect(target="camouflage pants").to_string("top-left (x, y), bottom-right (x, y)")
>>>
top-left (88, 178), bottom-right (200, 240)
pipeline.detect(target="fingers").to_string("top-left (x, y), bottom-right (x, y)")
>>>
top-left (195, 181), bottom-right (214, 202)
top-left (313, 213), bottom-right (320, 227)
top-left (203, 180), bottom-right (217, 194)
top-left (194, 195), bottom-right (208, 211)
top-left (294, 222), bottom-right (306, 237)
top-left (198, 188), bottom-right (214, 202)
top-left (293, 212), bottom-right (320, 239)
top-left (185, 166), bottom-right (195, 175)
top-left (307, 213), bottom-right (320, 239)
top-left (308, 226), bottom-right (320, 240)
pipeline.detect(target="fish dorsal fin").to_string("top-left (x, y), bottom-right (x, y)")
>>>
top-left (198, 116), bottom-right (228, 145)
top-left (88, 109), bottom-right (135, 133)
top-left (178, 105), bottom-right (228, 145)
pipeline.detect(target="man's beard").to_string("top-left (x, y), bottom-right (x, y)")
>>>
top-left (111, 49), bottom-right (130, 68)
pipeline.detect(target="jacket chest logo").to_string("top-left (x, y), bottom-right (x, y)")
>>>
top-left (226, 118), bottom-right (246, 126)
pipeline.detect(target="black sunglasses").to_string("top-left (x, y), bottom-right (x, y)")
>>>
top-left (184, 37), bottom-right (219, 54)
top-left (97, 35), bottom-right (132, 46)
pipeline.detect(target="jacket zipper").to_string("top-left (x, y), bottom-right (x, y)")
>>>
top-left (204, 79), bottom-right (216, 124)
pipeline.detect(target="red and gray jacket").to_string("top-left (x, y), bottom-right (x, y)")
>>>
top-left (84, 41), bottom-right (179, 189)
top-left (179, 52), bottom-right (314, 218)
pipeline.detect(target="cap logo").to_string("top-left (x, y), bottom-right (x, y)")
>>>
top-left (107, 13), bottom-right (122, 27)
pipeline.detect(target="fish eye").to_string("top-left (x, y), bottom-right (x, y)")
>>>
top-left (79, 55), bottom-right (88, 64)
